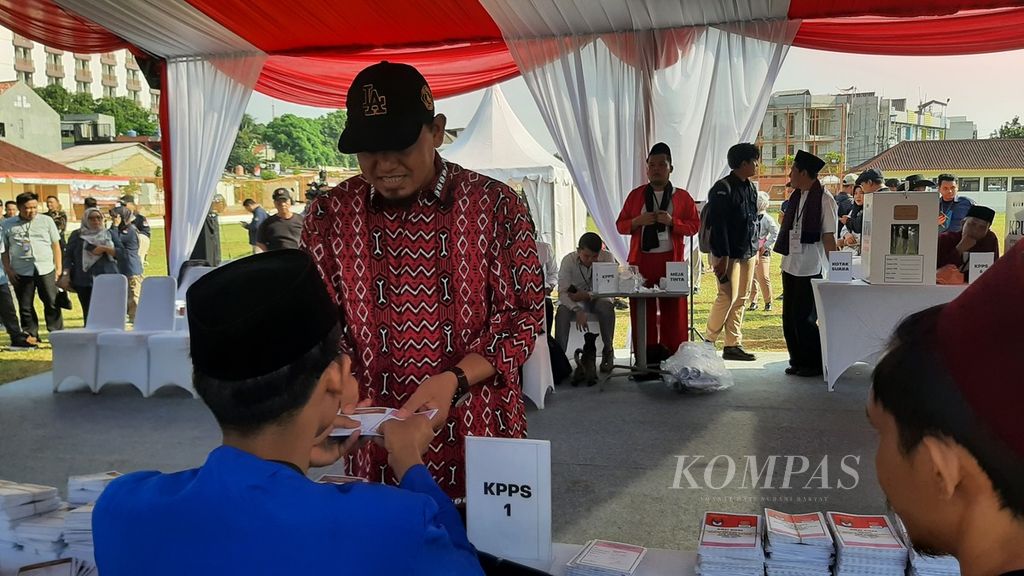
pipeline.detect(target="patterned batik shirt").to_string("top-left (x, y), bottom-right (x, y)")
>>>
top-left (301, 157), bottom-right (545, 500)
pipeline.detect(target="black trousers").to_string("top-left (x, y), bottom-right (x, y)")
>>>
top-left (544, 296), bottom-right (554, 332)
top-left (1, 282), bottom-right (27, 342)
top-left (77, 286), bottom-right (93, 325)
top-left (13, 271), bottom-right (63, 339)
top-left (781, 271), bottom-right (822, 371)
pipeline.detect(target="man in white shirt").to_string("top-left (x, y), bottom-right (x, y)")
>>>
top-left (535, 238), bottom-right (558, 329)
top-left (773, 151), bottom-right (838, 378)
top-left (554, 232), bottom-right (616, 373)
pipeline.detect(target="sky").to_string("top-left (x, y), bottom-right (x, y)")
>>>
top-left (245, 46), bottom-right (1024, 154)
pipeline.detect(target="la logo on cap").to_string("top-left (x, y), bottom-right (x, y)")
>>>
top-left (362, 84), bottom-right (387, 116)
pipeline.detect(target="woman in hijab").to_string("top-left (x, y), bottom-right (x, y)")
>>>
top-left (60, 207), bottom-right (122, 321)
top-left (109, 206), bottom-right (144, 322)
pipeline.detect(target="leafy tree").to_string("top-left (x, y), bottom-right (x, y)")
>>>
top-left (34, 85), bottom-right (96, 115)
top-left (264, 114), bottom-right (337, 168)
top-left (274, 151), bottom-right (297, 170)
top-left (775, 154), bottom-right (795, 168)
top-left (995, 116), bottom-right (1024, 139)
top-left (226, 113), bottom-right (264, 172)
top-left (94, 96), bottom-right (157, 135)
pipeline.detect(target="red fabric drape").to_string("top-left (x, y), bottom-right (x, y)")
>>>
top-left (794, 7), bottom-right (1024, 55)
top-left (256, 42), bottom-right (520, 107)
top-left (788, 0), bottom-right (1024, 19)
top-left (0, 0), bottom-right (127, 53)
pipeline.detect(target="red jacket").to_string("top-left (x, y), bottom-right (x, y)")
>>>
top-left (616, 184), bottom-right (700, 265)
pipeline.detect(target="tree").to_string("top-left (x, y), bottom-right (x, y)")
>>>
top-left (316, 110), bottom-right (356, 167)
top-left (226, 113), bottom-right (264, 172)
top-left (264, 114), bottom-right (338, 168)
top-left (995, 116), bottom-right (1024, 139)
top-left (34, 85), bottom-right (95, 115)
top-left (274, 151), bottom-right (298, 170)
top-left (776, 154), bottom-right (795, 168)
top-left (94, 96), bottom-right (157, 135)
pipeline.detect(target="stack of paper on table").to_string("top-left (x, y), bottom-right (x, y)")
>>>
top-left (0, 481), bottom-right (61, 549)
top-left (66, 473), bottom-right (121, 506)
top-left (15, 557), bottom-right (97, 576)
top-left (696, 512), bottom-right (764, 576)
top-left (330, 407), bottom-right (438, 437)
top-left (13, 508), bottom-right (69, 557)
top-left (826, 512), bottom-right (907, 576)
top-left (763, 509), bottom-right (834, 576)
top-left (566, 540), bottom-right (647, 576)
top-left (63, 505), bottom-right (95, 567)
top-left (892, 515), bottom-right (960, 576)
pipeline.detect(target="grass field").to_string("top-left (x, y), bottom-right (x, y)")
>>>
top-left (0, 212), bottom-right (1009, 384)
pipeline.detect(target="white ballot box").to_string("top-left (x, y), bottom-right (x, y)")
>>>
top-left (1006, 191), bottom-right (1024, 249)
top-left (592, 263), bottom-right (619, 295)
top-left (466, 437), bottom-right (552, 564)
top-left (862, 191), bottom-right (938, 285)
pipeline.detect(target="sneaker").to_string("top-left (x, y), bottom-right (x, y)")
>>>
top-left (764, 302), bottom-right (772, 312)
top-left (785, 366), bottom-right (800, 375)
top-left (600, 355), bottom-right (615, 374)
top-left (722, 346), bottom-right (757, 361)
top-left (747, 302), bottom-right (758, 311)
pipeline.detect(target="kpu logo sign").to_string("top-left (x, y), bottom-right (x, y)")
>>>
top-left (670, 455), bottom-right (862, 490)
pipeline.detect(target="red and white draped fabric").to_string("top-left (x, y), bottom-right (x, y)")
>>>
top-left (5, 0), bottom-right (1024, 270)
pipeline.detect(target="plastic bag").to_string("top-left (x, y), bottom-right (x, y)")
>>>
top-left (661, 341), bottom-right (734, 393)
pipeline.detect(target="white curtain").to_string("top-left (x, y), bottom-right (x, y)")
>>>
top-left (166, 55), bottom-right (264, 276)
top-left (481, 0), bottom-right (797, 261)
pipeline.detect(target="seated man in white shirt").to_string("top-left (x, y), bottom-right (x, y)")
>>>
top-left (554, 232), bottom-right (616, 374)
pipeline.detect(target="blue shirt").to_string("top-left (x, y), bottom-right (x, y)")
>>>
top-left (244, 206), bottom-right (269, 246)
top-left (93, 446), bottom-right (483, 576)
top-left (111, 225), bottom-right (144, 276)
top-left (939, 196), bottom-right (975, 233)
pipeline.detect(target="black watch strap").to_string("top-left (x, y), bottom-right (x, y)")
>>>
top-left (449, 366), bottom-right (470, 407)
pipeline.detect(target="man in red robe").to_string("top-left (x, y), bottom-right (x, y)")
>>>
top-left (616, 143), bottom-right (700, 363)
top-left (302, 62), bottom-right (544, 501)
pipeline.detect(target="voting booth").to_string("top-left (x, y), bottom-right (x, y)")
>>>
top-left (861, 191), bottom-right (939, 285)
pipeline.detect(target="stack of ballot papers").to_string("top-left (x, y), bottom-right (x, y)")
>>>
top-left (15, 557), bottom-right (97, 576)
top-left (66, 473), bottom-right (120, 506)
top-left (827, 512), bottom-right (907, 576)
top-left (0, 481), bottom-right (61, 549)
top-left (330, 407), bottom-right (438, 437)
top-left (63, 505), bottom-right (95, 566)
top-left (696, 512), bottom-right (764, 576)
top-left (763, 509), bottom-right (834, 576)
top-left (892, 515), bottom-right (960, 576)
top-left (13, 508), bottom-right (69, 557)
top-left (566, 540), bottom-right (647, 576)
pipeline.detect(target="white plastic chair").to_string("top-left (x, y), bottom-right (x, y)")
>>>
top-left (147, 309), bottom-right (196, 398)
top-left (50, 275), bottom-right (128, 392)
top-left (95, 276), bottom-right (177, 396)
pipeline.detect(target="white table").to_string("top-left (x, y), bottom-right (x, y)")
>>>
top-left (812, 280), bottom-right (967, 391)
top-left (594, 291), bottom-right (690, 375)
top-left (518, 543), bottom-right (696, 575)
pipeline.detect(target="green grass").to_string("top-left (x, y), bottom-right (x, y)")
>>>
top-left (0, 212), bottom-right (1010, 384)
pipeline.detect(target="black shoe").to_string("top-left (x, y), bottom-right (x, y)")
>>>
top-left (796, 367), bottom-right (823, 378)
top-left (600, 355), bottom-right (615, 374)
top-left (785, 366), bottom-right (800, 375)
top-left (764, 302), bottom-right (772, 312)
top-left (722, 346), bottom-right (757, 361)
top-left (747, 302), bottom-right (758, 311)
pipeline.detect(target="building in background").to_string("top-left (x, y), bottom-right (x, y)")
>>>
top-left (0, 79), bottom-right (61, 155)
top-left (851, 139), bottom-right (1024, 212)
top-left (0, 27), bottom-right (158, 115)
top-left (890, 98), bottom-right (948, 143)
top-left (947, 115), bottom-right (978, 140)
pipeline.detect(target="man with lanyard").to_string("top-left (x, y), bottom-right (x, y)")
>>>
top-left (301, 62), bottom-right (544, 502)
top-left (554, 232), bottom-right (617, 373)
top-left (616, 142), bottom-right (700, 365)
top-left (773, 151), bottom-right (838, 378)
top-left (868, 241), bottom-right (1024, 576)
top-left (703, 143), bottom-right (761, 362)
top-left (1, 192), bottom-right (63, 341)
top-left (937, 173), bottom-right (975, 234)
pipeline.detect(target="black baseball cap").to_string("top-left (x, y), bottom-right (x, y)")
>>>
top-left (855, 168), bottom-right (884, 185)
top-left (119, 194), bottom-right (135, 204)
top-left (271, 188), bottom-right (292, 202)
top-left (338, 61), bottom-right (436, 154)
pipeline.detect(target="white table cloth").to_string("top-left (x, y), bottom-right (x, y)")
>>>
top-left (812, 280), bottom-right (967, 391)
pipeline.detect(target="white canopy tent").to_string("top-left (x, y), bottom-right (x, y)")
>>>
top-left (443, 85), bottom-right (587, 261)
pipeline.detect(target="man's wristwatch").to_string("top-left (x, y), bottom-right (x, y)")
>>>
top-left (448, 366), bottom-right (471, 407)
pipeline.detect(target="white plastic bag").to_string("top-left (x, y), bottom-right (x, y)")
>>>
top-left (661, 341), bottom-right (734, 393)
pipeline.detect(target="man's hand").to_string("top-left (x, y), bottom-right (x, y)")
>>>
top-left (575, 308), bottom-right (589, 331)
top-left (379, 414), bottom-right (436, 482)
top-left (712, 256), bottom-right (729, 280)
top-left (309, 414), bottom-right (362, 468)
top-left (396, 371), bottom-right (458, 429)
top-left (4, 268), bottom-right (18, 285)
top-left (839, 215), bottom-right (849, 225)
top-left (633, 212), bottom-right (657, 228)
top-left (936, 265), bottom-right (965, 285)
top-left (938, 213), bottom-right (948, 227)
top-left (655, 211), bottom-right (673, 226)
top-left (569, 290), bottom-right (592, 303)
top-left (956, 235), bottom-right (978, 254)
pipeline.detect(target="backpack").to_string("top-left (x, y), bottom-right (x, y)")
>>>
top-left (698, 178), bottom-right (731, 254)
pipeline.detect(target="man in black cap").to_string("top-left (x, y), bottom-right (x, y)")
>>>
top-left (774, 150), bottom-right (839, 377)
top-left (257, 188), bottom-right (304, 252)
top-left (92, 250), bottom-right (484, 575)
top-left (936, 205), bottom-right (1000, 284)
top-left (302, 62), bottom-right (544, 501)
top-left (842, 168), bottom-right (885, 236)
top-left (937, 173), bottom-right (976, 234)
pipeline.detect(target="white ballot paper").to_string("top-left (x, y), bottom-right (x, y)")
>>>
top-left (567, 540), bottom-right (647, 576)
top-left (329, 406), bottom-right (438, 437)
